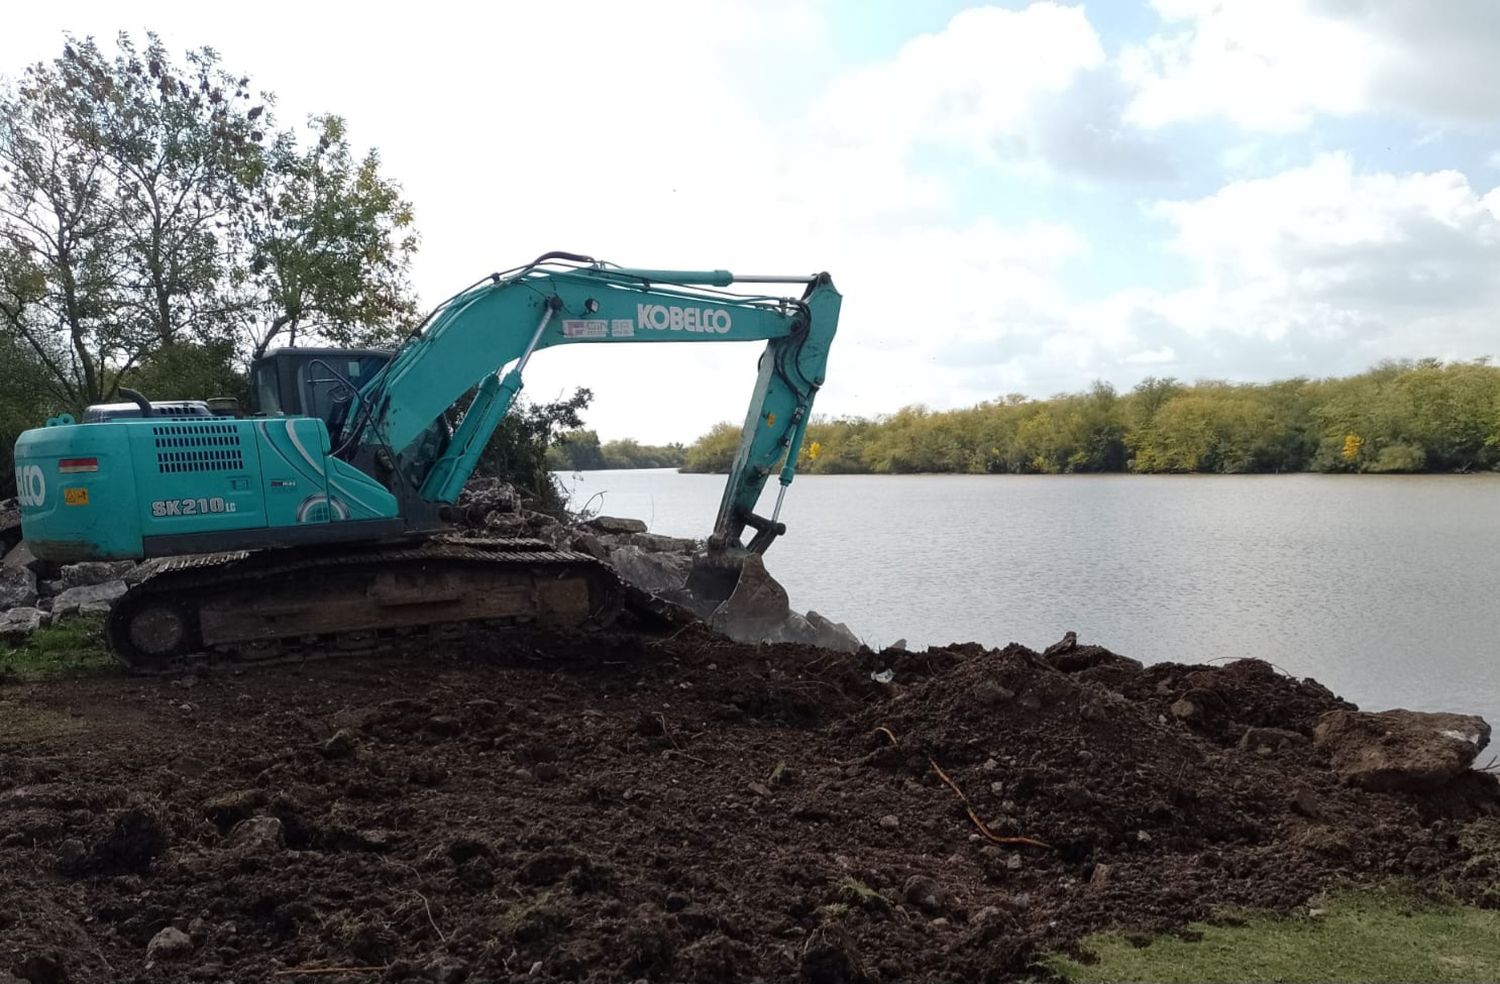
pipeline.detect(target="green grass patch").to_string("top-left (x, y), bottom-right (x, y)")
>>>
top-left (0, 616), bottom-right (119, 681)
top-left (1045, 886), bottom-right (1500, 983)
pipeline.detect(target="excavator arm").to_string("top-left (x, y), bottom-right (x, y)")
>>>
top-left (343, 254), bottom-right (842, 555)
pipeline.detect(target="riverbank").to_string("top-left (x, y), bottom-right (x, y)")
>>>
top-left (2, 623), bottom-right (1497, 982)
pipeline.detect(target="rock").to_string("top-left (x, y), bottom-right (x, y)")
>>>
top-left (0, 565), bottom-right (38, 609)
top-left (889, 638), bottom-right (907, 651)
top-left (806, 610), bottom-right (861, 653)
top-left (878, 814), bottom-right (899, 830)
top-left (426, 715), bottom-right (462, 736)
top-left (1289, 786), bottom-right (1323, 819)
top-left (800, 924), bottom-right (868, 984)
top-left (1089, 862), bottom-right (1113, 889)
top-left (585, 515), bottom-right (648, 535)
top-left (146, 926), bottom-right (194, 961)
top-left (2, 540), bottom-right (42, 573)
top-left (1240, 726), bottom-right (1310, 753)
top-left (59, 561), bottom-right (134, 589)
top-left (54, 838), bottom-right (86, 873)
top-left (569, 532), bottom-right (610, 560)
top-left (628, 532), bottom-right (699, 554)
top-left (769, 611), bottom-right (821, 646)
top-left (0, 606), bottom-right (43, 640)
top-left (1169, 688), bottom-right (1226, 730)
top-left (747, 781), bottom-right (771, 798)
top-left (226, 816), bottom-right (285, 855)
top-left (426, 956), bottom-right (470, 984)
top-left (50, 580), bottom-right (127, 618)
top-left (901, 874), bottom-right (956, 916)
top-left (1314, 708), bottom-right (1491, 793)
top-left (607, 545), bottom-right (692, 597)
top-left (320, 729), bottom-right (358, 759)
top-left (1042, 630), bottom-right (1078, 658)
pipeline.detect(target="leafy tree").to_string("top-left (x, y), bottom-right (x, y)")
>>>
top-left (0, 32), bottom-right (417, 411)
top-left (681, 421), bottom-right (740, 473)
top-left (475, 387), bottom-right (592, 514)
top-left (548, 428), bottom-right (606, 470)
top-left (0, 56), bottom-right (135, 405)
top-left (61, 34), bottom-right (264, 348)
top-left (239, 114), bottom-right (417, 357)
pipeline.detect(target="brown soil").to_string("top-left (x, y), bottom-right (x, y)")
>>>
top-left (1, 629), bottom-right (1496, 984)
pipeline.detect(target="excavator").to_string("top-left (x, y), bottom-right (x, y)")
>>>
top-left (12, 253), bottom-right (841, 671)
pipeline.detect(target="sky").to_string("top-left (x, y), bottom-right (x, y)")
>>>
top-left (5, 0), bottom-right (1500, 443)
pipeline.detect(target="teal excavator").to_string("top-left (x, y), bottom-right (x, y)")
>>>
top-left (12, 253), bottom-right (842, 670)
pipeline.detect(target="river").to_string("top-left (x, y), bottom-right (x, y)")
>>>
top-left (557, 469), bottom-right (1500, 726)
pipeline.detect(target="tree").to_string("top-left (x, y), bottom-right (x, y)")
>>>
top-left (62, 34), bottom-right (264, 348)
top-left (0, 55), bottom-right (135, 406)
top-left (681, 422), bottom-right (740, 473)
top-left (0, 33), bottom-right (418, 411)
top-left (240, 115), bottom-right (417, 357)
top-left (475, 387), bottom-right (593, 514)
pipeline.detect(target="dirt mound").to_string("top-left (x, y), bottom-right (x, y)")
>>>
top-left (1, 631), bottom-right (1496, 983)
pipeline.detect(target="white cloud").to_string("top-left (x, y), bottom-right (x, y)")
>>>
top-left (1124, 0), bottom-right (1500, 130)
top-left (1123, 0), bottom-right (1378, 130)
top-left (808, 3), bottom-right (1170, 181)
top-left (1129, 153), bottom-right (1500, 373)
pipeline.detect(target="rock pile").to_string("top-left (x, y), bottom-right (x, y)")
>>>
top-left (0, 528), bottom-right (136, 640)
top-left (454, 478), bottom-right (863, 652)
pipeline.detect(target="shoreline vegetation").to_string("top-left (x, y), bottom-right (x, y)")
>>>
top-left (548, 359), bottom-right (1500, 477)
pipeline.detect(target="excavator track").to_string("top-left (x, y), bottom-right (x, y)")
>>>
top-left (105, 536), bottom-right (624, 674)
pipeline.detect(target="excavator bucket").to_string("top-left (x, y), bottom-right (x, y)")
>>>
top-left (682, 550), bottom-right (792, 644)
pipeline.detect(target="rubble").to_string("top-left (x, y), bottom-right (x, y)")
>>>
top-left (1314, 709), bottom-right (1492, 792)
top-left (49, 580), bottom-right (127, 618)
top-left (0, 565), bottom-right (38, 610)
top-left (452, 483), bottom-right (869, 653)
top-left (0, 606), bottom-right (44, 640)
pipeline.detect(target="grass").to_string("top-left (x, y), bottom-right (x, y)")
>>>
top-left (1044, 886), bottom-right (1500, 983)
top-left (0, 616), bottom-right (119, 682)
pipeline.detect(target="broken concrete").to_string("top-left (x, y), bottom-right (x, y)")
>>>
top-left (0, 606), bottom-right (44, 640)
top-left (1314, 708), bottom-right (1492, 793)
top-left (50, 580), bottom-right (128, 618)
top-left (0, 565), bottom-right (38, 610)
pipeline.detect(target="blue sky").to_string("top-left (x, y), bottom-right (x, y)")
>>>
top-left (6, 1), bottom-right (1500, 442)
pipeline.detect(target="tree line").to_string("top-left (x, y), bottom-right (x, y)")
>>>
top-left (679, 359), bottom-right (1500, 476)
top-left (547, 429), bottom-right (687, 471)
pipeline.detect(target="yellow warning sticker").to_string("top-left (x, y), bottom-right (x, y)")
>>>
top-left (64, 487), bottom-right (89, 506)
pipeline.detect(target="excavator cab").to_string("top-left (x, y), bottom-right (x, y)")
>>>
top-left (249, 347), bottom-right (393, 430)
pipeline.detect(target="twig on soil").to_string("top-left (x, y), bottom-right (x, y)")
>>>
top-left (664, 748), bottom-right (710, 765)
top-left (273, 968), bottom-right (386, 977)
top-left (875, 726), bottom-right (899, 746)
top-left (928, 758), bottom-right (1052, 850)
top-left (1201, 655), bottom-right (1296, 677)
top-left (414, 890), bottom-right (447, 943)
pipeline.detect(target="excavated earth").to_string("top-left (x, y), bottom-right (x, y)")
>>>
top-left (1, 628), bottom-right (1498, 984)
